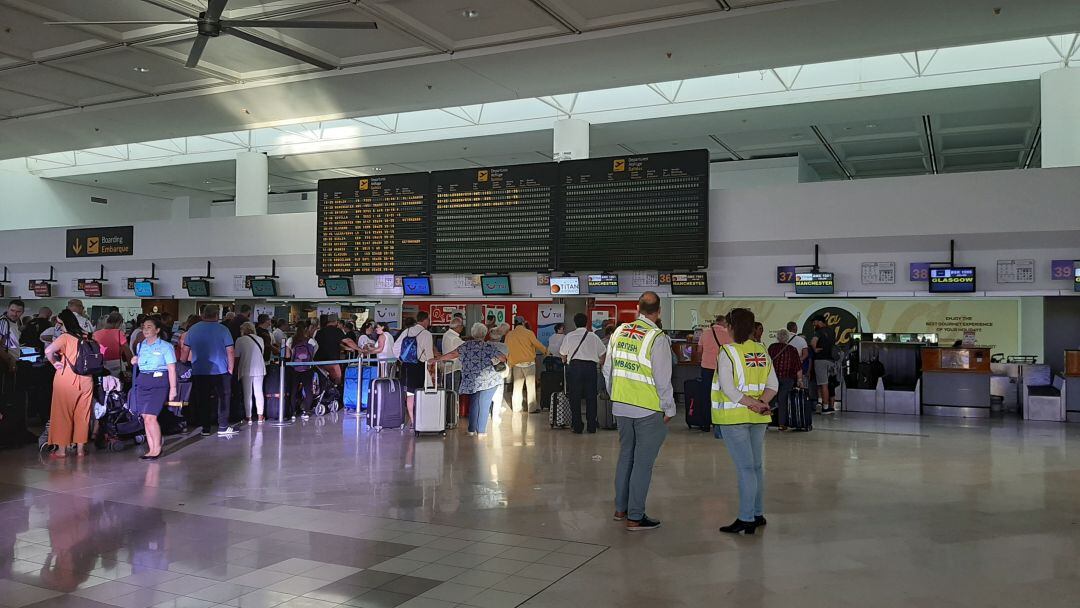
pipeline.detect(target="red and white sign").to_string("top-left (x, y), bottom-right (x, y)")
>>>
top-left (430, 304), bottom-right (464, 326)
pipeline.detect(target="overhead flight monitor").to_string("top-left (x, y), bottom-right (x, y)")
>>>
top-left (481, 275), bottom-right (512, 296)
top-left (186, 279), bottom-right (210, 298)
top-left (134, 280), bottom-right (154, 297)
top-left (431, 164), bottom-right (556, 273)
top-left (559, 149), bottom-right (709, 270)
top-left (317, 173), bottom-right (430, 275)
top-left (250, 279), bottom-right (277, 297)
top-left (80, 280), bottom-right (103, 298)
top-left (29, 281), bottom-right (51, 298)
top-left (550, 276), bottom-right (580, 296)
top-left (323, 277), bottom-right (353, 297)
top-left (402, 276), bottom-right (432, 296)
top-left (1075, 267), bottom-right (1080, 293)
top-left (929, 267), bottom-right (976, 293)
top-left (671, 272), bottom-right (709, 295)
top-left (795, 272), bottom-right (835, 295)
top-left (587, 274), bottom-right (619, 294)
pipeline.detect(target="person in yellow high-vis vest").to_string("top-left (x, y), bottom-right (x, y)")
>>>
top-left (601, 292), bottom-right (674, 531)
top-left (712, 308), bottom-right (778, 535)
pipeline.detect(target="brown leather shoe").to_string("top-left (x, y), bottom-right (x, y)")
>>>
top-left (613, 511), bottom-right (627, 521)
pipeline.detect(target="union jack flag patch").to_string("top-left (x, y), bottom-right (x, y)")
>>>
top-left (744, 352), bottom-right (769, 367)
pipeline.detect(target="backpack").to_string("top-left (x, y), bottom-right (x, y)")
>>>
top-left (292, 340), bottom-right (314, 372)
top-left (399, 328), bottom-right (422, 364)
top-left (72, 337), bottom-right (105, 377)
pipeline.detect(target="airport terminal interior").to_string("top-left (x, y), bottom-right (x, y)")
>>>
top-left (2, 1), bottom-right (1080, 606)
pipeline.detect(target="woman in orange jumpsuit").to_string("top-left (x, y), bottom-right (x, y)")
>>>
top-left (43, 309), bottom-right (94, 457)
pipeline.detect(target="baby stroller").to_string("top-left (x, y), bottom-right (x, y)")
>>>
top-left (311, 366), bottom-right (343, 416)
top-left (94, 387), bottom-right (146, 452)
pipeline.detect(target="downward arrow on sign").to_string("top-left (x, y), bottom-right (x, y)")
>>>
top-left (72, 239), bottom-right (83, 255)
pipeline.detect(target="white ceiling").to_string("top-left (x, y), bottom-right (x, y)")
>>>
top-left (0, 0), bottom-right (1077, 158)
top-left (52, 79), bottom-right (1041, 197)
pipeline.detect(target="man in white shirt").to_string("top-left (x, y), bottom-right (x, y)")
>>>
top-left (786, 321), bottom-right (810, 383)
top-left (392, 312), bottom-right (438, 426)
top-left (441, 317), bottom-right (465, 391)
top-left (0, 299), bottom-right (25, 374)
top-left (271, 320), bottom-right (287, 352)
top-left (67, 299), bottom-right (94, 336)
top-left (547, 323), bottom-right (566, 361)
top-left (561, 313), bottom-right (608, 434)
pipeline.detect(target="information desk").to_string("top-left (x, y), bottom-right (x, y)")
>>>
top-left (921, 347), bottom-right (992, 417)
top-left (1065, 350), bottom-right (1080, 423)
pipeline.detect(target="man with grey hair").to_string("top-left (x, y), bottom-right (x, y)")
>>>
top-left (67, 299), bottom-right (94, 335)
top-left (181, 304), bottom-right (237, 436)
top-left (768, 328), bottom-right (803, 430)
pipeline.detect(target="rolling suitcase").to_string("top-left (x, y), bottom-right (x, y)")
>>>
top-left (549, 369), bottom-right (572, 428)
top-left (414, 370), bottom-right (448, 437)
top-left (539, 370), bottom-right (563, 412)
top-left (442, 365), bottom-right (460, 430)
top-left (264, 365), bottom-right (292, 421)
top-left (786, 387), bottom-right (813, 432)
top-left (344, 361), bottom-right (378, 411)
top-left (684, 379), bottom-right (711, 431)
top-left (369, 378), bottom-right (405, 431)
top-left (597, 394), bottom-right (617, 430)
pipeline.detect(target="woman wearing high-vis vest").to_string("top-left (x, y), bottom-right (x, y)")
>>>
top-left (712, 308), bottom-right (778, 535)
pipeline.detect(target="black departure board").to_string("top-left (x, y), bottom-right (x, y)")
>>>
top-left (317, 174), bottom-right (429, 275)
top-left (559, 149), bottom-right (709, 270)
top-left (431, 164), bottom-right (556, 273)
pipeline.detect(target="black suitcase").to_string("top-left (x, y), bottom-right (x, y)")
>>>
top-left (683, 379), bottom-right (711, 431)
top-left (539, 370), bottom-right (563, 412)
top-left (263, 365), bottom-right (291, 421)
top-left (786, 387), bottom-right (813, 431)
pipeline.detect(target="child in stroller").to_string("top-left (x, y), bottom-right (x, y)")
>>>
top-left (310, 365), bottom-right (343, 417)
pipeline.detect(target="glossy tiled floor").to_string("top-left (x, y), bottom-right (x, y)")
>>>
top-left (3, 408), bottom-right (1080, 608)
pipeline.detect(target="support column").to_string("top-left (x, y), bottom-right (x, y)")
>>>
top-left (169, 196), bottom-right (190, 221)
top-left (1040, 67), bottom-right (1080, 168)
top-left (553, 119), bottom-right (590, 161)
top-left (235, 151), bottom-right (269, 216)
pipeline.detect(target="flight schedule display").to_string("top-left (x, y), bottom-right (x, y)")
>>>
top-left (317, 174), bottom-right (429, 274)
top-left (559, 149), bottom-right (709, 270)
top-left (431, 163), bottom-right (556, 273)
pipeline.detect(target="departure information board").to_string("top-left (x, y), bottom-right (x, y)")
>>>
top-left (317, 174), bottom-right (429, 275)
top-left (559, 149), bottom-right (709, 270)
top-left (431, 163), bottom-right (556, 273)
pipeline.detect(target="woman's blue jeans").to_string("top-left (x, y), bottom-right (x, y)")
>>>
top-left (720, 423), bottom-right (767, 522)
top-left (468, 385), bottom-right (498, 433)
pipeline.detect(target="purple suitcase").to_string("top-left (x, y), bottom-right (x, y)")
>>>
top-left (369, 378), bottom-right (406, 431)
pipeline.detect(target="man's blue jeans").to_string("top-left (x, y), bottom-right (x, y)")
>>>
top-left (614, 412), bottom-right (668, 521)
top-left (720, 423), bottom-right (767, 522)
top-left (468, 385), bottom-right (497, 433)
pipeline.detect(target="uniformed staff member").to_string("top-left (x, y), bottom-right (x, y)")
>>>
top-left (130, 317), bottom-right (178, 461)
top-left (602, 291), bottom-right (674, 531)
top-left (712, 308), bottom-right (778, 535)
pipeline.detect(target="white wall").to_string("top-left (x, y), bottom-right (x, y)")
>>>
top-left (0, 160), bottom-right (170, 230)
top-left (1, 167), bottom-right (1078, 304)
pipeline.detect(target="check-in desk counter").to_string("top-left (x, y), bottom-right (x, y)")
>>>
top-left (1065, 350), bottom-right (1080, 423)
top-left (843, 341), bottom-right (923, 415)
top-left (922, 347), bottom-right (992, 417)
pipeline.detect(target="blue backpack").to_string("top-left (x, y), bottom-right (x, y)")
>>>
top-left (399, 329), bottom-right (421, 364)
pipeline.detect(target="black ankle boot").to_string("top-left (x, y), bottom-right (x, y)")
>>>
top-left (754, 516), bottom-right (767, 527)
top-left (719, 519), bottom-right (757, 535)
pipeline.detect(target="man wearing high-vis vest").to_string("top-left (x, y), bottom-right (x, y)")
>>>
top-left (602, 292), bottom-right (675, 531)
top-left (712, 308), bottom-right (778, 535)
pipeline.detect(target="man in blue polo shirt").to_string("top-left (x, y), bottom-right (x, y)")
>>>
top-left (181, 304), bottom-right (236, 436)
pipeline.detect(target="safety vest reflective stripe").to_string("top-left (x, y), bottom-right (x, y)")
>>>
top-left (608, 319), bottom-right (663, 412)
top-left (711, 341), bottom-right (773, 425)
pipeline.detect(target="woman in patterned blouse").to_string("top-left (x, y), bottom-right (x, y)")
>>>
top-left (431, 322), bottom-right (507, 436)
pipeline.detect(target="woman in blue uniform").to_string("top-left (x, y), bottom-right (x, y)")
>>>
top-left (130, 317), bottom-right (178, 461)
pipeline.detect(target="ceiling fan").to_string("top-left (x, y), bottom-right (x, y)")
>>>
top-left (44, 0), bottom-right (377, 70)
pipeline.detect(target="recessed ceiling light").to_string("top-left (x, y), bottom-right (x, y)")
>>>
top-left (373, 167), bottom-right (382, 172)
top-left (461, 9), bottom-right (480, 18)
top-left (791, 134), bottom-right (803, 139)
top-left (204, 180), bottom-right (212, 184)
top-left (866, 123), bottom-right (878, 129)
top-left (132, 66), bottom-right (150, 73)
